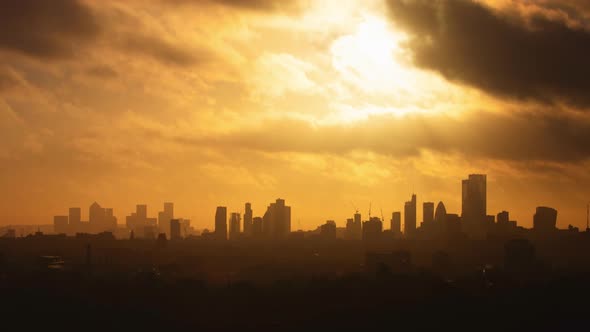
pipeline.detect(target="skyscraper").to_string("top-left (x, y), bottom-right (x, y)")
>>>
top-left (404, 194), bottom-right (417, 236)
top-left (423, 202), bottom-right (434, 225)
top-left (346, 212), bottom-right (362, 240)
top-left (462, 174), bottom-right (487, 238)
top-left (158, 202), bottom-right (174, 236)
top-left (229, 212), bottom-right (241, 240)
top-left (136, 204), bottom-right (148, 221)
top-left (262, 198), bottom-right (291, 239)
top-left (243, 203), bottom-right (253, 236)
top-left (533, 207), bottom-right (557, 233)
top-left (215, 206), bottom-right (227, 240)
top-left (462, 174), bottom-right (486, 220)
top-left (170, 218), bottom-right (181, 240)
top-left (69, 207), bottom-right (81, 233)
top-left (391, 211), bottom-right (401, 235)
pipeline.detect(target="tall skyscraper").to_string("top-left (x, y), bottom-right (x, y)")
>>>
top-left (252, 216), bottom-right (263, 237)
top-left (215, 206), bottom-right (227, 240)
top-left (170, 218), bottom-right (181, 240)
top-left (262, 199), bottom-right (291, 239)
top-left (404, 194), bottom-right (417, 236)
top-left (158, 202), bottom-right (174, 236)
top-left (533, 207), bottom-right (557, 233)
top-left (434, 202), bottom-right (447, 223)
top-left (423, 202), bottom-right (434, 225)
top-left (462, 174), bottom-right (487, 220)
top-left (136, 204), bottom-right (148, 221)
top-left (391, 211), bottom-right (401, 234)
top-left (362, 217), bottom-right (383, 242)
top-left (243, 203), bottom-right (253, 236)
top-left (462, 174), bottom-right (487, 238)
top-left (229, 212), bottom-right (241, 240)
top-left (346, 212), bottom-right (362, 240)
top-left (69, 207), bottom-right (81, 233)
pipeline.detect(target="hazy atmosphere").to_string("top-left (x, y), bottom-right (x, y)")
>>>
top-left (2, 0), bottom-right (590, 229)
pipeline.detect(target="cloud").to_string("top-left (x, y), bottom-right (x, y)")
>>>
top-left (0, 0), bottom-right (100, 59)
top-left (164, 110), bottom-right (590, 163)
top-left (85, 65), bottom-right (119, 79)
top-left (119, 33), bottom-right (208, 67)
top-left (167, 0), bottom-right (303, 12)
top-left (385, 0), bottom-right (590, 107)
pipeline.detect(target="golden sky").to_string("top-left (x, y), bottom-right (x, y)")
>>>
top-left (1, 0), bottom-right (590, 230)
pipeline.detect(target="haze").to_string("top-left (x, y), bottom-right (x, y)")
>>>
top-left (1, 0), bottom-right (590, 230)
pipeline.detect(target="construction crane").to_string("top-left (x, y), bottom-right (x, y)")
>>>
top-left (349, 201), bottom-right (359, 214)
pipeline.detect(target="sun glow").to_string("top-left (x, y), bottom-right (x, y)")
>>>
top-left (331, 15), bottom-right (412, 94)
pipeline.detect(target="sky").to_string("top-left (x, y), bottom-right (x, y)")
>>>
top-left (1, 0), bottom-right (590, 230)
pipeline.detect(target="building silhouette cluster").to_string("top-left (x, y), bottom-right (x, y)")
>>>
top-left (40, 173), bottom-right (584, 243)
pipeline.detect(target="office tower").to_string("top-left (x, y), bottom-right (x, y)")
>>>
top-left (262, 198), bottom-right (291, 239)
top-left (423, 202), bottom-right (434, 225)
top-left (434, 202), bottom-right (447, 223)
top-left (53, 216), bottom-right (68, 234)
top-left (320, 220), bottom-right (337, 240)
top-left (363, 217), bottom-right (383, 242)
top-left (229, 212), bottom-right (241, 240)
top-left (462, 174), bottom-right (487, 220)
top-left (404, 194), bottom-right (417, 236)
top-left (170, 218), bottom-right (181, 240)
top-left (346, 212), bottom-right (362, 240)
top-left (244, 203), bottom-right (253, 236)
top-left (104, 208), bottom-right (117, 230)
top-left (158, 202), bottom-right (174, 236)
top-left (215, 206), bottom-right (228, 240)
top-left (69, 207), bottom-right (81, 233)
top-left (391, 212), bottom-right (401, 234)
top-left (533, 207), bottom-right (557, 233)
top-left (89, 202), bottom-right (105, 225)
top-left (136, 204), bottom-right (147, 221)
top-left (462, 174), bottom-right (487, 238)
top-left (497, 211), bottom-right (509, 225)
top-left (252, 217), bottom-right (263, 237)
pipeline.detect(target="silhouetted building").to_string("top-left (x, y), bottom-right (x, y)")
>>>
top-left (423, 202), bottom-right (434, 225)
top-left (404, 194), bottom-right (417, 236)
top-left (244, 203), bottom-right (253, 236)
top-left (363, 217), bottom-right (383, 242)
top-left (252, 216), bottom-right (263, 237)
top-left (262, 199), bottom-right (291, 239)
top-left (346, 212), bottom-right (362, 240)
top-left (53, 216), bottom-right (68, 234)
top-left (69, 207), bottom-right (81, 233)
top-left (229, 212), bottom-right (241, 240)
top-left (390, 212), bottom-right (401, 235)
top-left (434, 202), bottom-right (446, 223)
top-left (170, 218), bottom-right (181, 240)
top-left (533, 207), bottom-right (557, 233)
top-left (320, 220), bottom-right (337, 240)
top-left (215, 206), bottom-right (227, 240)
top-left (462, 174), bottom-right (487, 238)
top-left (89, 202), bottom-right (105, 231)
top-left (158, 202), bottom-right (174, 237)
top-left (136, 204), bottom-right (147, 221)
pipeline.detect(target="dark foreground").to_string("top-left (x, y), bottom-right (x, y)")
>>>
top-left (2, 271), bottom-right (590, 331)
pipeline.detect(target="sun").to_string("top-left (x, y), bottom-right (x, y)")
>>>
top-left (330, 15), bottom-right (413, 94)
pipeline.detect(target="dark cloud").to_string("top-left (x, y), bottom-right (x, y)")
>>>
top-left (119, 33), bottom-right (208, 67)
top-left (386, 0), bottom-right (590, 107)
top-left (85, 65), bottom-right (118, 79)
top-left (0, 0), bottom-right (100, 59)
top-left (168, 110), bottom-right (590, 163)
top-left (168, 0), bottom-right (302, 12)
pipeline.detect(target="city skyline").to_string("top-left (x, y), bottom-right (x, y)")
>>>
top-left (1, 0), bottom-right (590, 231)
top-left (38, 173), bottom-right (581, 240)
